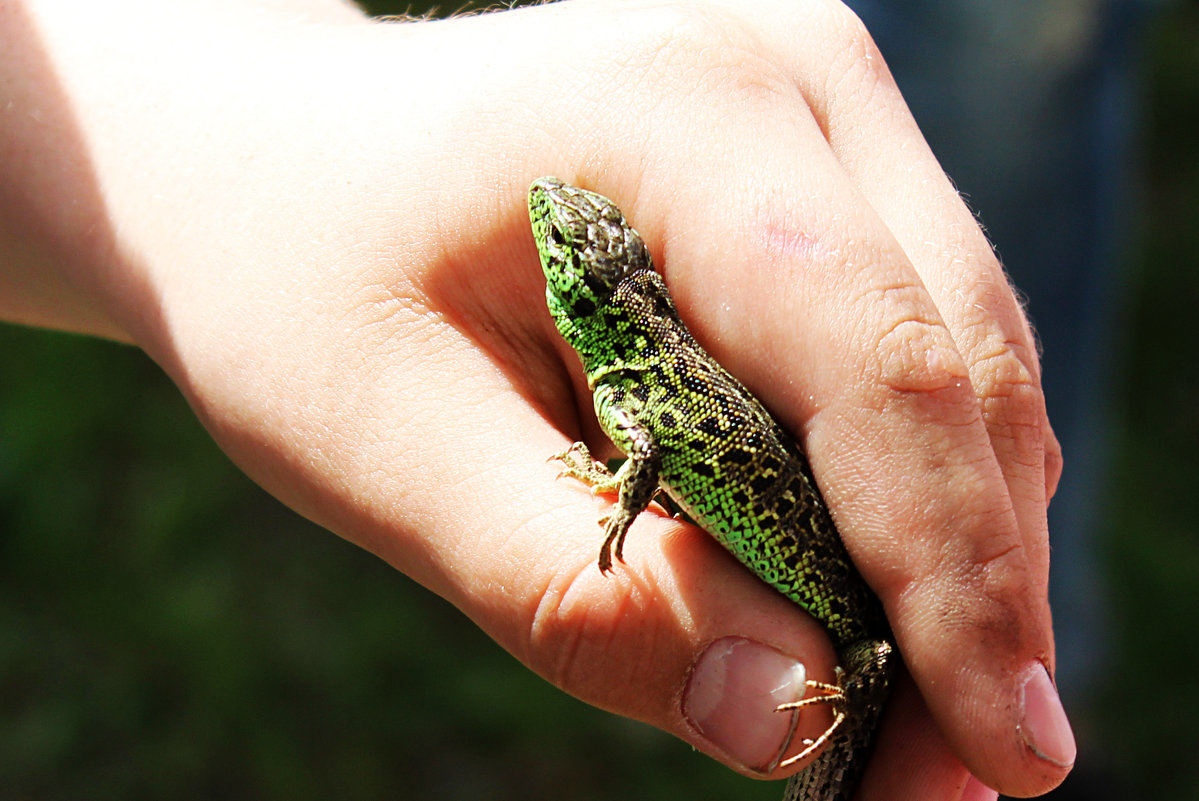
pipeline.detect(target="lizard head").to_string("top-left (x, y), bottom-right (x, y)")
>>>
top-left (528, 177), bottom-right (652, 319)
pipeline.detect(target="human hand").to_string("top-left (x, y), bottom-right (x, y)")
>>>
top-left (0, 1), bottom-right (1072, 798)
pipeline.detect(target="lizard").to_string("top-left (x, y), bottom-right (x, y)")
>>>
top-left (527, 176), bottom-right (895, 801)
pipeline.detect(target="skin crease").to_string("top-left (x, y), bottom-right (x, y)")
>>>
top-left (0, 1), bottom-right (1068, 799)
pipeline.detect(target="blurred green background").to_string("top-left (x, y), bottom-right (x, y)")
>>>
top-left (2, 2), bottom-right (1196, 799)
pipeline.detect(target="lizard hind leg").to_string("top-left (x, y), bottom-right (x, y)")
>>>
top-left (774, 672), bottom-right (849, 769)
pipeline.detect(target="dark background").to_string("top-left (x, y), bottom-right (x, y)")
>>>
top-left (2, 1), bottom-right (1196, 799)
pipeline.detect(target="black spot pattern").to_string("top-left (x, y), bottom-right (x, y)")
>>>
top-left (571, 296), bottom-right (595, 318)
top-left (533, 179), bottom-right (893, 801)
top-left (588, 269), bottom-right (887, 646)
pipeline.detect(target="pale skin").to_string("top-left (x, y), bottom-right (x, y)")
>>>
top-left (0, 0), bottom-right (1071, 798)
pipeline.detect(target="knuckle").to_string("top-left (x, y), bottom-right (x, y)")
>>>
top-left (971, 342), bottom-right (1051, 463)
top-left (971, 340), bottom-right (1039, 403)
top-left (929, 463), bottom-right (1036, 629)
top-left (618, 3), bottom-right (745, 67)
top-left (951, 541), bottom-right (1036, 656)
top-left (959, 517), bottom-right (1030, 604)
top-left (860, 285), bottom-right (975, 420)
top-left (642, 4), bottom-right (792, 103)
top-left (875, 317), bottom-right (969, 396)
top-left (806, 1), bottom-right (890, 102)
top-left (895, 499), bottom-right (1033, 651)
top-left (523, 552), bottom-right (660, 713)
top-left (1043, 424), bottom-right (1064, 500)
top-left (816, 1), bottom-right (878, 58)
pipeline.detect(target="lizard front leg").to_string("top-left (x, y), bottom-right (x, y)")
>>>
top-left (590, 383), bottom-right (663, 572)
top-left (552, 384), bottom-right (663, 573)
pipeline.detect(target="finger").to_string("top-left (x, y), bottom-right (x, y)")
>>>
top-left (177, 205), bottom-right (855, 777)
top-left (758, 1), bottom-right (1075, 791)
top-left (782, 0), bottom-right (1061, 589)
top-left (217, 267), bottom-right (856, 780)
top-left (379, 356), bottom-right (850, 777)
top-left (576, 8), bottom-right (1073, 794)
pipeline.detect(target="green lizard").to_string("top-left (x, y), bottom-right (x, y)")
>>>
top-left (528, 177), bottom-right (896, 801)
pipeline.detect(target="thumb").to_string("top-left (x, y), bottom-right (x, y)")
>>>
top-left (421, 431), bottom-right (842, 777)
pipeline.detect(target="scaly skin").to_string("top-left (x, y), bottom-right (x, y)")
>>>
top-left (528, 177), bottom-right (895, 801)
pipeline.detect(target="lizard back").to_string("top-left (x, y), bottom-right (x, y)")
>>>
top-left (593, 268), bottom-right (886, 647)
top-left (529, 177), bottom-right (895, 801)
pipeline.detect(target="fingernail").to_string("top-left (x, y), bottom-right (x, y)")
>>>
top-left (683, 637), bottom-right (807, 772)
top-left (960, 775), bottom-right (998, 801)
top-left (1018, 662), bottom-right (1076, 768)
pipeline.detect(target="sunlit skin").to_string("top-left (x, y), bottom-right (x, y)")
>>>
top-left (0, 2), bottom-right (1072, 798)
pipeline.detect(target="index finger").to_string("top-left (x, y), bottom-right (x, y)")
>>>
top-left (608, 4), bottom-right (1072, 797)
top-left (768, 2), bottom-right (1075, 792)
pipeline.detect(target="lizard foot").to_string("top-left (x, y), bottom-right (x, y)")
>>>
top-left (549, 442), bottom-right (619, 494)
top-left (774, 671), bottom-right (849, 768)
top-left (551, 443), bottom-right (629, 573)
